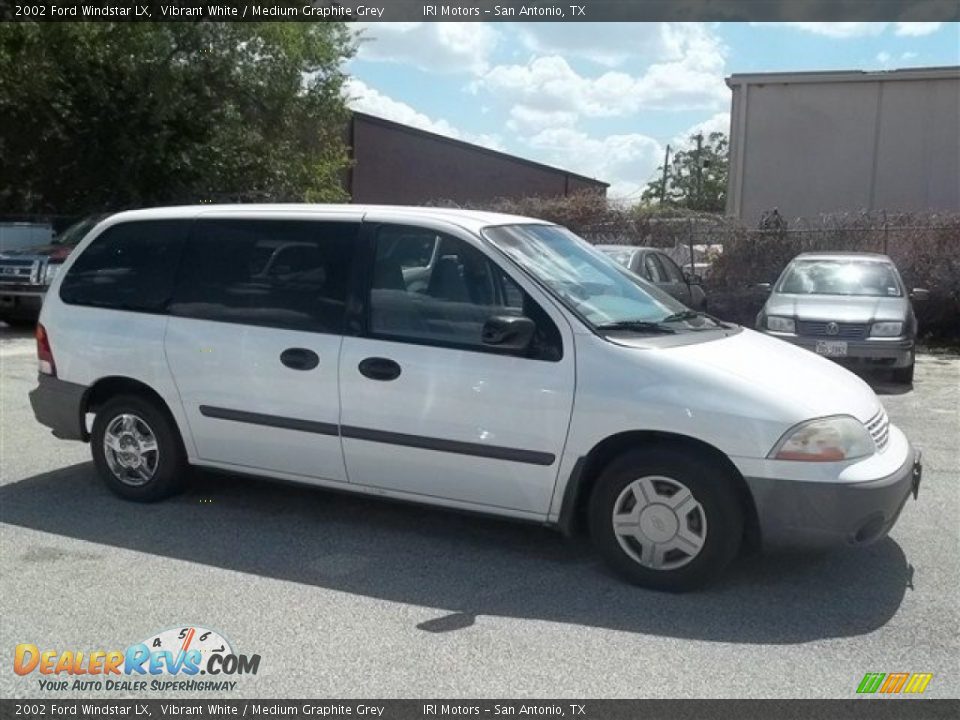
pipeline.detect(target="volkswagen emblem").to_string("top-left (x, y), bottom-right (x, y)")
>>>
top-left (826, 322), bottom-right (840, 336)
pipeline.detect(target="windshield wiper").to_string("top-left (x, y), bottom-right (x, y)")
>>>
top-left (660, 310), bottom-right (702, 323)
top-left (660, 309), bottom-right (732, 329)
top-left (595, 320), bottom-right (676, 334)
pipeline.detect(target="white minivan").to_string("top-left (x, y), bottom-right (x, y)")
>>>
top-left (29, 205), bottom-right (921, 591)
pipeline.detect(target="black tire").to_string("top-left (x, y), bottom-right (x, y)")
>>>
top-left (892, 362), bottom-right (914, 385)
top-left (91, 394), bottom-right (188, 502)
top-left (588, 446), bottom-right (743, 592)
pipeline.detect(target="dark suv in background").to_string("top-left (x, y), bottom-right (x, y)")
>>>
top-left (0, 215), bottom-right (104, 326)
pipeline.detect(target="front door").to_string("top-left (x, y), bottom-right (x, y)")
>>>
top-left (164, 215), bottom-right (360, 482)
top-left (338, 222), bottom-right (575, 515)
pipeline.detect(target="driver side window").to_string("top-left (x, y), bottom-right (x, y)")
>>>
top-left (369, 225), bottom-right (561, 360)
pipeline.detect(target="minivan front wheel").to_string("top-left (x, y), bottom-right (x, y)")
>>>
top-left (91, 395), bottom-right (187, 501)
top-left (588, 447), bottom-right (743, 591)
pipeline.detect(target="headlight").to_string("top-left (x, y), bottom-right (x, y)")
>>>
top-left (871, 321), bottom-right (903, 337)
top-left (43, 263), bottom-right (62, 286)
top-left (766, 316), bottom-right (795, 333)
top-left (769, 416), bottom-right (874, 462)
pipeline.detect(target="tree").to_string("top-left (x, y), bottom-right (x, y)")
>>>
top-left (0, 22), bottom-right (355, 215)
top-left (641, 132), bottom-right (728, 212)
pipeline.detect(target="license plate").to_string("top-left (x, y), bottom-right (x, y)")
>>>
top-left (815, 340), bottom-right (847, 357)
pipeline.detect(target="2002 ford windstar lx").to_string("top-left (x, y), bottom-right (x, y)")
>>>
top-left (29, 205), bottom-right (922, 591)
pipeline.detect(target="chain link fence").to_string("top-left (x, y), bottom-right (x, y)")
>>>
top-left (5, 200), bottom-right (959, 340)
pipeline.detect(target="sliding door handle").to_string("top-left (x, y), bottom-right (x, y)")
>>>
top-left (280, 348), bottom-right (320, 371)
top-left (358, 357), bottom-right (401, 381)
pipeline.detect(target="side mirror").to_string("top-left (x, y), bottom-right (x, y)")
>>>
top-left (482, 315), bottom-right (535, 352)
top-left (910, 288), bottom-right (930, 301)
top-left (752, 282), bottom-right (772, 293)
top-left (684, 271), bottom-right (702, 285)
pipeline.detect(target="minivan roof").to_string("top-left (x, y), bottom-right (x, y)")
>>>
top-left (101, 204), bottom-right (546, 233)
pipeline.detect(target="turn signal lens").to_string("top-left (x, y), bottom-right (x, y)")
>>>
top-left (766, 316), bottom-right (795, 333)
top-left (36, 323), bottom-right (56, 377)
top-left (769, 416), bottom-right (874, 462)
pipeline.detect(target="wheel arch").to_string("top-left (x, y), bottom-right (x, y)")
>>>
top-left (557, 430), bottom-right (760, 550)
top-left (81, 376), bottom-right (182, 444)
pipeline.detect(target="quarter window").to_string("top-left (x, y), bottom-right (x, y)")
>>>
top-left (369, 225), bottom-right (561, 360)
top-left (59, 220), bottom-right (189, 312)
top-left (643, 253), bottom-right (665, 283)
top-left (658, 254), bottom-right (686, 284)
top-left (169, 220), bottom-right (359, 333)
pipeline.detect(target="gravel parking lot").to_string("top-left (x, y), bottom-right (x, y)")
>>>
top-left (1, 325), bottom-right (957, 699)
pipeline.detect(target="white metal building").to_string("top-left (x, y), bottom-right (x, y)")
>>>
top-left (725, 67), bottom-right (960, 223)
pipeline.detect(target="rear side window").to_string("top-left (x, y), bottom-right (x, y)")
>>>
top-left (168, 220), bottom-right (359, 333)
top-left (59, 221), bottom-right (188, 312)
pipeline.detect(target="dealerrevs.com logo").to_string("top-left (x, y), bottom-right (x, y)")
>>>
top-left (14, 625), bottom-right (260, 692)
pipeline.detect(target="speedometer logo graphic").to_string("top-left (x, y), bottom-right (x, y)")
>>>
top-left (141, 626), bottom-right (233, 671)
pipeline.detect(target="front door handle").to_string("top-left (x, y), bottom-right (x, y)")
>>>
top-left (280, 348), bottom-right (320, 371)
top-left (358, 357), bottom-right (402, 381)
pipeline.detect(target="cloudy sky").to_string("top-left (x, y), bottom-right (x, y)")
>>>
top-left (344, 22), bottom-right (959, 200)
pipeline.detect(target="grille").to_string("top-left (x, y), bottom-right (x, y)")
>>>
top-left (797, 320), bottom-right (868, 340)
top-left (0, 258), bottom-right (40, 285)
top-left (865, 408), bottom-right (890, 452)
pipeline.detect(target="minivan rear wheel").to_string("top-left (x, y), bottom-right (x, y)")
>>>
top-left (91, 394), bottom-right (187, 502)
top-left (588, 447), bottom-right (743, 592)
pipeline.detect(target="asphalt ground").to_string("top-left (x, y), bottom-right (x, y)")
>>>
top-left (1, 324), bottom-right (957, 700)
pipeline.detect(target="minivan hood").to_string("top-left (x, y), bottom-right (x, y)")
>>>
top-left (765, 293), bottom-right (907, 323)
top-left (0, 243), bottom-right (73, 260)
top-left (613, 328), bottom-right (881, 423)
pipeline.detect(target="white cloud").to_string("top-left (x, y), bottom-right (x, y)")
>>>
top-left (477, 23), bottom-right (728, 125)
top-left (353, 22), bottom-right (499, 74)
top-left (514, 23), bottom-right (669, 67)
top-left (876, 50), bottom-right (924, 68)
top-left (507, 106), bottom-right (578, 134)
top-left (343, 79), bottom-right (503, 149)
top-left (894, 22), bottom-right (943, 36)
top-left (671, 112), bottom-right (731, 149)
top-left (525, 128), bottom-right (663, 199)
top-left (751, 23), bottom-right (888, 38)
top-left (753, 22), bottom-right (945, 38)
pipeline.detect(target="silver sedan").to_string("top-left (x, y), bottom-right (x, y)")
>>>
top-left (756, 252), bottom-right (928, 384)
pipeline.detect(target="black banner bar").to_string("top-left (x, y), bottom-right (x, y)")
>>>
top-left (1, 700), bottom-right (960, 720)
top-left (1, 1), bottom-right (958, 22)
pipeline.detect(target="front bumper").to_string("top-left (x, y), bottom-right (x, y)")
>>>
top-left (745, 445), bottom-right (921, 549)
top-left (0, 287), bottom-right (44, 320)
top-left (763, 332), bottom-right (914, 368)
top-left (29, 374), bottom-right (88, 441)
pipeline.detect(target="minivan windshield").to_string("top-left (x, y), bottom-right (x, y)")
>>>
top-left (777, 259), bottom-right (903, 297)
top-left (483, 224), bottom-right (723, 333)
